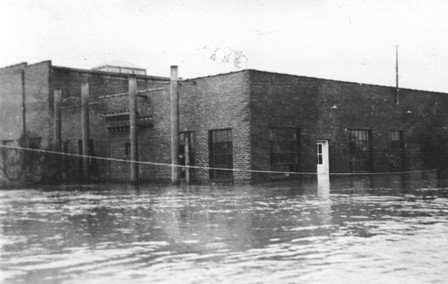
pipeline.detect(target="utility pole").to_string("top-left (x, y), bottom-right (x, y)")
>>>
top-left (395, 45), bottom-right (400, 105)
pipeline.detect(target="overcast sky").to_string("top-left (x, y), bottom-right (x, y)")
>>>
top-left (1, 0), bottom-right (448, 92)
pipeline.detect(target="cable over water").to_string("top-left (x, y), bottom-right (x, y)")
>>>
top-left (0, 144), bottom-right (435, 177)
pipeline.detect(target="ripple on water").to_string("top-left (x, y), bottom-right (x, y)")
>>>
top-left (0, 184), bottom-right (447, 283)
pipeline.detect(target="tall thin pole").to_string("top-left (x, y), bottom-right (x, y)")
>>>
top-left (170, 66), bottom-right (180, 184)
top-left (395, 45), bottom-right (400, 105)
top-left (129, 76), bottom-right (139, 184)
top-left (81, 82), bottom-right (90, 182)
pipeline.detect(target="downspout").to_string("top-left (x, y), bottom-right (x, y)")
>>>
top-left (21, 70), bottom-right (26, 135)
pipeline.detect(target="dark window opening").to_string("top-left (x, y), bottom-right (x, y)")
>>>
top-left (62, 141), bottom-right (69, 153)
top-left (269, 128), bottom-right (301, 173)
top-left (389, 130), bottom-right (404, 171)
top-left (209, 129), bottom-right (233, 181)
top-left (349, 129), bottom-right (373, 172)
top-left (124, 142), bottom-right (130, 155)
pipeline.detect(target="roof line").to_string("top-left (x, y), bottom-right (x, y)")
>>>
top-left (0, 62), bottom-right (28, 71)
top-left (182, 69), bottom-right (246, 81)
top-left (184, 68), bottom-right (448, 95)
top-left (52, 65), bottom-right (169, 81)
top-left (27, 60), bottom-right (52, 68)
top-left (92, 65), bottom-right (146, 71)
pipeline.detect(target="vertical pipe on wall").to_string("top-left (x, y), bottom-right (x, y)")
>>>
top-left (54, 89), bottom-right (63, 181)
top-left (81, 83), bottom-right (90, 182)
top-left (129, 76), bottom-right (139, 184)
top-left (170, 66), bottom-right (180, 185)
top-left (54, 89), bottom-right (62, 151)
top-left (21, 70), bottom-right (26, 135)
top-left (185, 135), bottom-right (190, 185)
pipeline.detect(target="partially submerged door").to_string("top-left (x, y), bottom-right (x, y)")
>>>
top-left (316, 140), bottom-right (329, 174)
top-left (317, 140), bottom-right (330, 196)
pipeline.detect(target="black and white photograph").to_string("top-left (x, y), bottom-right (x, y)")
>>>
top-left (0, 1), bottom-right (447, 283)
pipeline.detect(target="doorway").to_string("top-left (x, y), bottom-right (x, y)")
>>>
top-left (316, 140), bottom-right (329, 174)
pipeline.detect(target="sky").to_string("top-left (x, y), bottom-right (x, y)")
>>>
top-left (1, 0), bottom-right (448, 92)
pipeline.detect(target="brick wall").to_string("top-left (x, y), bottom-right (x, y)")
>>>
top-left (180, 71), bottom-right (251, 184)
top-left (55, 66), bottom-right (170, 182)
top-left (0, 61), bottom-right (52, 145)
top-left (248, 70), bottom-right (448, 183)
top-left (25, 61), bottom-right (52, 147)
top-left (0, 63), bottom-right (26, 141)
top-left (0, 62), bottom-right (52, 183)
top-left (0, 63), bottom-right (26, 182)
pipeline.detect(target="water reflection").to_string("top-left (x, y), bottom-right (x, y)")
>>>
top-left (1, 175), bottom-right (447, 283)
top-left (317, 173), bottom-right (330, 200)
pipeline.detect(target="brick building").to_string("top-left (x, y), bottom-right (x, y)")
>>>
top-left (1, 61), bottom-right (448, 185)
top-left (180, 70), bottom-right (448, 184)
top-left (0, 61), bottom-right (171, 183)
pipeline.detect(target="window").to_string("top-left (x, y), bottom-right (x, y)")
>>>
top-left (389, 130), bottom-right (404, 170)
top-left (349, 129), bottom-right (373, 172)
top-left (62, 141), bottom-right (69, 153)
top-left (317, 143), bottom-right (323, 165)
top-left (209, 129), bottom-right (233, 181)
top-left (124, 142), bottom-right (130, 155)
top-left (269, 128), bottom-right (300, 173)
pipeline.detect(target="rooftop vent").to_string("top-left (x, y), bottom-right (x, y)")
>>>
top-left (91, 60), bottom-right (146, 75)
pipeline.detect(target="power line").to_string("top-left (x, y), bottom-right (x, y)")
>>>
top-left (0, 144), bottom-right (435, 177)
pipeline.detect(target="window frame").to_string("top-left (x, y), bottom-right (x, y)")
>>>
top-left (317, 143), bottom-right (323, 165)
top-left (389, 130), bottom-right (404, 171)
top-left (269, 127), bottom-right (301, 173)
top-left (209, 129), bottom-right (233, 181)
top-left (348, 129), bottom-right (373, 172)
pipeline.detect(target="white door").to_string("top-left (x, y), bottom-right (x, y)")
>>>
top-left (316, 140), bottom-right (329, 174)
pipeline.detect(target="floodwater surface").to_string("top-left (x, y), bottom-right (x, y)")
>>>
top-left (0, 177), bottom-right (447, 283)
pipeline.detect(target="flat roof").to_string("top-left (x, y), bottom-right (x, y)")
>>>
top-left (185, 69), bottom-right (447, 95)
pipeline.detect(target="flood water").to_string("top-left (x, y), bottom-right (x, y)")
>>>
top-left (1, 176), bottom-right (447, 284)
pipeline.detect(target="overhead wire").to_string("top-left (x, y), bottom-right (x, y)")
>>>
top-left (0, 144), bottom-right (435, 177)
